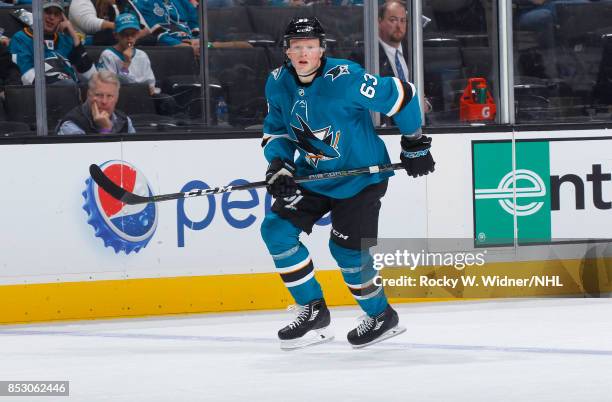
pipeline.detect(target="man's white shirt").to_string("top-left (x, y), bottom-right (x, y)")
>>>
top-left (379, 38), bottom-right (409, 80)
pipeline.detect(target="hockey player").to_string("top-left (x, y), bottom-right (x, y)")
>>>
top-left (260, 17), bottom-right (435, 349)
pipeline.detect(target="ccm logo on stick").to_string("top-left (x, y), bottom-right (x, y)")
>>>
top-left (177, 179), bottom-right (331, 247)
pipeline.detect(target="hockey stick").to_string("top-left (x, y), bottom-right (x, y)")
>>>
top-left (89, 162), bottom-right (404, 205)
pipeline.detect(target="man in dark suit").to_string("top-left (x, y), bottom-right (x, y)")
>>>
top-left (378, 1), bottom-right (412, 125)
top-left (347, 2), bottom-right (409, 84)
top-left (378, 0), bottom-right (410, 82)
top-left (349, 1), bottom-right (430, 124)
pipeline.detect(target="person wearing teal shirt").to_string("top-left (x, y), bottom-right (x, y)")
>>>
top-left (260, 17), bottom-right (435, 350)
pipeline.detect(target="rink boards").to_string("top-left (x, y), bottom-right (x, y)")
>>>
top-left (0, 129), bottom-right (611, 323)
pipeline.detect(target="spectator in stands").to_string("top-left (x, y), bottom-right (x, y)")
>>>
top-left (9, 0), bottom-right (96, 85)
top-left (56, 70), bottom-right (135, 134)
top-left (129, 0), bottom-right (251, 56)
top-left (130, 0), bottom-right (201, 55)
top-left (516, 0), bottom-right (596, 80)
top-left (69, 0), bottom-right (116, 39)
top-left (379, 0), bottom-right (409, 82)
top-left (97, 13), bottom-right (178, 114)
top-left (70, 0), bottom-right (153, 45)
top-left (516, 1), bottom-right (593, 51)
top-left (97, 13), bottom-right (156, 94)
top-left (515, 0), bottom-right (579, 79)
top-left (170, 0), bottom-right (199, 37)
top-left (377, 0), bottom-right (431, 120)
top-left (516, 0), bottom-right (557, 50)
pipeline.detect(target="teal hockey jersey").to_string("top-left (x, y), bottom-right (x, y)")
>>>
top-left (10, 28), bottom-right (78, 85)
top-left (262, 56), bottom-right (422, 199)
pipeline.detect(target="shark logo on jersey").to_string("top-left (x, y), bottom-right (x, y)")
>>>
top-left (44, 58), bottom-right (74, 82)
top-left (325, 64), bottom-right (350, 81)
top-left (291, 99), bottom-right (308, 118)
top-left (271, 66), bottom-right (283, 80)
top-left (290, 115), bottom-right (341, 167)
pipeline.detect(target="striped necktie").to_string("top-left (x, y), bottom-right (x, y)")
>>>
top-left (394, 49), bottom-right (406, 82)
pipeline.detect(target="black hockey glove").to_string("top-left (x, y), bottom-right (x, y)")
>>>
top-left (400, 134), bottom-right (435, 178)
top-left (266, 158), bottom-right (298, 198)
top-left (68, 43), bottom-right (95, 75)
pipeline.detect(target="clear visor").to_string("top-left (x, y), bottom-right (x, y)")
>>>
top-left (286, 44), bottom-right (324, 55)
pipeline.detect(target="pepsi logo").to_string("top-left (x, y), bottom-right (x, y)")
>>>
top-left (83, 160), bottom-right (158, 254)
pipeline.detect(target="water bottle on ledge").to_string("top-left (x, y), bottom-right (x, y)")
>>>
top-left (216, 97), bottom-right (229, 126)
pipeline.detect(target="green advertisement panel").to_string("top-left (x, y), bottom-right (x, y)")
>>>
top-left (473, 141), bottom-right (551, 246)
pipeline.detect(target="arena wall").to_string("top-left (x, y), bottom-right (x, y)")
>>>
top-left (0, 130), bottom-right (610, 324)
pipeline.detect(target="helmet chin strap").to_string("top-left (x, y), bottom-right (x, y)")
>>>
top-left (297, 70), bottom-right (317, 78)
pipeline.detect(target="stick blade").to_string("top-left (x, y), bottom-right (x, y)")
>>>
top-left (89, 163), bottom-right (127, 201)
top-left (88, 164), bottom-right (150, 205)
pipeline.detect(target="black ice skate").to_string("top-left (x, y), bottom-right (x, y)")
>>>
top-left (347, 305), bottom-right (406, 348)
top-left (278, 298), bottom-right (333, 350)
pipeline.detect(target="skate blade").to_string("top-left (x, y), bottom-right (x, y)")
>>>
top-left (351, 325), bottom-right (407, 349)
top-left (280, 327), bottom-right (334, 351)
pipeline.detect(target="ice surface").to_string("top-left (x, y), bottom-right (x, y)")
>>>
top-left (1, 298), bottom-right (611, 402)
